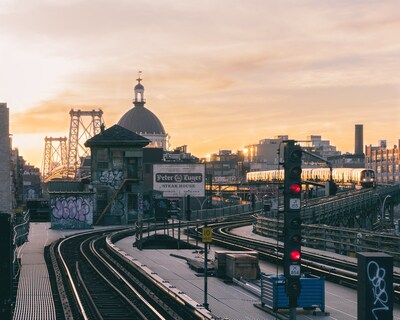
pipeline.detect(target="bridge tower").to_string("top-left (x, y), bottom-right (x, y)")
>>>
top-left (67, 109), bottom-right (104, 179)
top-left (41, 137), bottom-right (68, 181)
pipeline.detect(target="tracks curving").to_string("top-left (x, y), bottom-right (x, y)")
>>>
top-left (48, 228), bottom-right (207, 320)
top-left (188, 216), bottom-right (400, 302)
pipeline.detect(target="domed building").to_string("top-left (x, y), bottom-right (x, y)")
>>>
top-left (118, 76), bottom-right (168, 150)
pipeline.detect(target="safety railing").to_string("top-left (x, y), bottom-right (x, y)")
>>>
top-left (14, 209), bottom-right (30, 247)
top-left (191, 201), bottom-right (263, 220)
top-left (254, 215), bottom-right (400, 267)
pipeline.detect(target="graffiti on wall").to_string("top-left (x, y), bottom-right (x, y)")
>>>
top-left (51, 195), bottom-right (94, 229)
top-left (24, 185), bottom-right (42, 200)
top-left (111, 192), bottom-right (125, 217)
top-left (367, 260), bottom-right (389, 319)
top-left (99, 169), bottom-right (124, 189)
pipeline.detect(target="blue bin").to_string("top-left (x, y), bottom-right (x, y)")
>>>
top-left (260, 273), bottom-right (325, 312)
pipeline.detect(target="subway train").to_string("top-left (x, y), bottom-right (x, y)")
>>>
top-left (246, 168), bottom-right (376, 188)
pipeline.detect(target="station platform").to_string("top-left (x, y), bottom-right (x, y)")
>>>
top-left (12, 223), bottom-right (116, 320)
top-left (12, 221), bottom-right (400, 320)
top-left (13, 223), bottom-right (70, 320)
top-left (115, 224), bottom-right (400, 320)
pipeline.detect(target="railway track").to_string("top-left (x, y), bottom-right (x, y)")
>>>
top-left (48, 228), bottom-right (210, 320)
top-left (45, 213), bottom-right (400, 320)
top-left (187, 216), bottom-right (400, 301)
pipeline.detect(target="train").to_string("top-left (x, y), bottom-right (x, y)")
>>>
top-left (246, 168), bottom-right (376, 188)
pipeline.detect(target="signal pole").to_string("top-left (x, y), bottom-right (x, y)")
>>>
top-left (202, 223), bottom-right (212, 310)
top-left (283, 140), bottom-right (303, 319)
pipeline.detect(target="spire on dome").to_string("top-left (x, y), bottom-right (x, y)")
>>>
top-left (133, 70), bottom-right (145, 105)
top-left (136, 70), bottom-right (142, 84)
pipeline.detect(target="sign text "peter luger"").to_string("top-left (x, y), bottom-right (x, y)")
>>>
top-left (155, 173), bottom-right (203, 183)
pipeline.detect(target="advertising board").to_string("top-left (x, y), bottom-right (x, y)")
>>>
top-left (153, 164), bottom-right (205, 197)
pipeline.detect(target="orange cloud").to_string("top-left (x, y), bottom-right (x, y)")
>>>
top-left (11, 99), bottom-right (71, 134)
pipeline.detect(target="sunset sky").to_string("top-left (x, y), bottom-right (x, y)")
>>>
top-left (1, 0), bottom-right (399, 168)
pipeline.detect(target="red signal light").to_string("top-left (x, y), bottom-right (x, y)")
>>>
top-left (290, 250), bottom-right (301, 261)
top-left (289, 184), bottom-right (301, 193)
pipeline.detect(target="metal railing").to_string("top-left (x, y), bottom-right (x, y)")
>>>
top-left (254, 215), bottom-right (400, 267)
top-left (14, 210), bottom-right (30, 247)
top-left (13, 209), bottom-right (30, 280)
top-left (252, 186), bottom-right (400, 266)
top-left (191, 202), bottom-right (263, 221)
top-left (302, 191), bottom-right (377, 225)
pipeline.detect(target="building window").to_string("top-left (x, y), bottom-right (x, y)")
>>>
top-left (112, 151), bottom-right (124, 169)
top-left (97, 148), bottom-right (108, 161)
top-left (97, 162), bottom-right (108, 170)
top-left (128, 158), bottom-right (138, 178)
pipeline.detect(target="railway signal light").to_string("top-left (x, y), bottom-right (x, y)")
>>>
top-left (290, 249), bottom-right (301, 261)
top-left (286, 278), bottom-right (301, 307)
top-left (289, 183), bottom-right (301, 194)
top-left (283, 141), bottom-right (303, 285)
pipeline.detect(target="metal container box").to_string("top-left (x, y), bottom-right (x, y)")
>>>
top-left (215, 250), bottom-right (259, 278)
top-left (261, 273), bottom-right (325, 312)
top-left (225, 254), bottom-right (258, 280)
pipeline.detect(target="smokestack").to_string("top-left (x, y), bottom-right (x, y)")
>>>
top-left (355, 124), bottom-right (363, 155)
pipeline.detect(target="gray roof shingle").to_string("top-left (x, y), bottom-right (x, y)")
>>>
top-left (85, 124), bottom-right (150, 147)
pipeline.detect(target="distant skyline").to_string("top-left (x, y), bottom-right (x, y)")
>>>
top-left (1, 1), bottom-right (399, 168)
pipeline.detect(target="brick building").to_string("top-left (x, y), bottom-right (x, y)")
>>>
top-left (365, 141), bottom-right (400, 185)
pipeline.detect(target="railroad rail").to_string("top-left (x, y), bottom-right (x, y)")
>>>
top-left (48, 228), bottom-right (212, 320)
top-left (186, 217), bottom-right (400, 302)
top-left (46, 210), bottom-right (400, 319)
top-left (254, 215), bottom-right (400, 266)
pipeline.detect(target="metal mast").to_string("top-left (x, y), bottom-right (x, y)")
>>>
top-left (67, 109), bottom-right (104, 179)
top-left (41, 137), bottom-right (68, 181)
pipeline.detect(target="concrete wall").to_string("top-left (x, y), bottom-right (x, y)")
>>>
top-left (0, 103), bottom-right (11, 214)
top-left (50, 192), bottom-right (94, 229)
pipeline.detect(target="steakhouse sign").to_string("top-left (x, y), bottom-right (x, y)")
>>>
top-left (153, 164), bottom-right (205, 197)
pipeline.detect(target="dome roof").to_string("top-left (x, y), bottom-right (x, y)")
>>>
top-left (118, 105), bottom-right (166, 135)
top-left (134, 83), bottom-right (144, 90)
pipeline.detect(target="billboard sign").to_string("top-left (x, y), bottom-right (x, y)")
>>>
top-left (153, 164), bottom-right (205, 197)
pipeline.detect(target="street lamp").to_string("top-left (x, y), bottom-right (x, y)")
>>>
top-left (380, 195), bottom-right (392, 221)
top-left (190, 196), bottom-right (211, 211)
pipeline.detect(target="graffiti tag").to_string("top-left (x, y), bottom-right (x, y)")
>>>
top-left (99, 169), bottom-right (124, 189)
top-left (367, 260), bottom-right (389, 319)
top-left (52, 196), bottom-right (92, 222)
